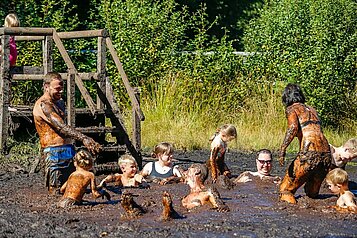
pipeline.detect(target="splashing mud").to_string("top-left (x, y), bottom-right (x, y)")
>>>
top-left (0, 150), bottom-right (356, 237)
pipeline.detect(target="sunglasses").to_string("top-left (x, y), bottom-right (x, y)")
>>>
top-left (257, 159), bottom-right (272, 165)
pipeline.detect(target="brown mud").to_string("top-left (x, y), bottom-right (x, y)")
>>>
top-left (1, 150), bottom-right (357, 238)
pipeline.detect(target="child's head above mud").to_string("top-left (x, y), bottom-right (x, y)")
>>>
top-left (152, 142), bottom-right (174, 157)
top-left (4, 13), bottom-right (20, 27)
top-left (282, 83), bottom-right (306, 107)
top-left (186, 163), bottom-right (208, 183)
top-left (326, 168), bottom-right (349, 187)
top-left (74, 149), bottom-right (93, 170)
top-left (118, 154), bottom-right (138, 175)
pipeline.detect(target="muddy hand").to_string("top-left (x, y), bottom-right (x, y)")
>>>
top-left (100, 189), bottom-right (111, 201)
top-left (83, 137), bottom-right (102, 155)
top-left (216, 205), bottom-right (230, 213)
top-left (278, 156), bottom-right (285, 166)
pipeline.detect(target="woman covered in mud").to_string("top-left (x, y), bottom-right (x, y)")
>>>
top-left (206, 124), bottom-right (237, 183)
top-left (141, 142), bottom-right (183, 185)
top-left (234, 149), bottom-right (281, 184)
top-left (278, 83), bottom-right (331, 204)
top-left (182, 163), bottom-right (229, 212)
top-left (99, 154), bottom-right (149, 188)
top-left (57, 149), bottom-right (110, 208)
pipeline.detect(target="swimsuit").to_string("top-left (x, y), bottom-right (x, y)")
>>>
top-left (149, 162), bottom-right (174, 179)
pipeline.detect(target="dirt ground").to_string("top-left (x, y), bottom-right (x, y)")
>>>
top-left (1, 150), bottom-right (357, 238)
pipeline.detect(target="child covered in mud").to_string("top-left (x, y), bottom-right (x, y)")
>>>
top-left (182, 163), bottom-right (229, 212)
top-left (206, 124), bottom-right (237, 183)
top-left (326, 168), bottom-right (357, 213)
top-left (99, 154), bottom-right (148, 188)
top-left (141, 142), bottom-right (182, 185)
top-left (234, 149), bottom-right (281, 184)
top-left (330, 138), bottom-right (357, 169)
top-left (57, 149), bottom-right (110, 208)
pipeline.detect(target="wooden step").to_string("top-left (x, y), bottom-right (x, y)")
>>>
top-left (8, 106), bottom-right (111, 117)
top-left (76, 126), bottom-right (121, 134)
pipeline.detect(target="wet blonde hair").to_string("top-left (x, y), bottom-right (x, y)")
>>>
top-left (4, 13), bottom-right (20, 27)
top-left (326, 168), bottom-right (348, 186)
top-left (74, 149), bottom-right (93, 170)
top-left (152, 142), bottom-right (174, 158)
top-left (344, 138), bottom-right (357, 154)
top-left (210, 124), bottom-right (237, 141)
top-left (118, 154), bottom-right (138, 169)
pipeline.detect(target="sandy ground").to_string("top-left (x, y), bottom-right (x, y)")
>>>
top-left (0, 150), bottom-right (357, 238)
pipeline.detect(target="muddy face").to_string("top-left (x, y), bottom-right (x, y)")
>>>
top-left (256, 153), bottom-right (272, 176)
top-left (46, 79), bottom-right (63, 102)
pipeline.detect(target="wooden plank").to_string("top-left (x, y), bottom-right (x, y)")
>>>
top-left (0, 35), bottom-right (10, 151)
top-left (0, 27), bottom-right (53, 36)
top-left (10, 66), bottom-right (43, 74)
top-left (105, 37), bottom-right (145, 121)
top-left (11, 72), bottom-right (99, 81)
top-left (15, 36), bottom-right (45, 41)
top-left (97, 36), bottom-right (106, 109)
top-left (105, 77), bottom-right (126, 129)
top-left (52, 30), bottom-right (96, 115)
top-left (57, 29), bottom-right (108, 39)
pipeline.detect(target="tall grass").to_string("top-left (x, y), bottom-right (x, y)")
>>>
top-left (129, 74), bottom-right (357, 153)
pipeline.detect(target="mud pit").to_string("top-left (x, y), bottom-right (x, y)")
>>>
top-left (1, 150), bottom-right (357, 237)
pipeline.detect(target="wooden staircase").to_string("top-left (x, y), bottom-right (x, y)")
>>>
top-left (0, 27), bottom-right (144, 172)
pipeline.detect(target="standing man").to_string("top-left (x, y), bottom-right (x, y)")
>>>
top-left (33, 72), bottom-right (102, 194)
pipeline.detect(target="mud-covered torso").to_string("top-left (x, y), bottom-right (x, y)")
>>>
top-left (62, 172), bottom-right (92, 202)
top-left (33, 95), bottom-right (72, 148)
top-left (286, 103), bottom-right (330, 152)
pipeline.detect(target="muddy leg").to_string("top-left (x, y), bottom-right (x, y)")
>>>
top-left (279, 158), bottom-right (308, 204)
top-left (304, 165), bottom-right (329, 198)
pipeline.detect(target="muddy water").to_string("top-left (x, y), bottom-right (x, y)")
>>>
top-left (0, 150), bottom-right (357, 237)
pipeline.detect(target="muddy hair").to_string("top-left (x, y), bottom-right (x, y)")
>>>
top-left (43, 72), bottom-right (63, 87)
top-left (4, 13), bottom-right (20, 27)
top-left (210, 124), bottom-right (237, 141)
top-left (326, 168), bottom-right (349, 185)
top-left (257, 149), bottom-right (272, 158)
top-left (282, 83), bottom-right (306, 107)
top-left (344, 138), bottom-right (357, 154)
top-left (189, 163), bottom-right (208, 182)
top-left (74, 149), bottom-right (93, 170)
top-left (118, 154), bottom-right (138, 168)
top-left (151, 142), bottom-right (174, 158)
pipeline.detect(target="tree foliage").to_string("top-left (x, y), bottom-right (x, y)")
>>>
top-left (243, 0), bottom-right (357, 126)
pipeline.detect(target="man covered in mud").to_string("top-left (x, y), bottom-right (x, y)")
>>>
top-left (33, 72), bottom-right (102, 194)
top-left (234, 149), bottom-right (281, 184)
top-left (278, 83), bottom-right (331, 204)
top-left (182, 163), bottom-right (229, 212)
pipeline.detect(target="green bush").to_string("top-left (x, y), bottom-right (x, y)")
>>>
top-left (243, 0), bottom-right (357, 127)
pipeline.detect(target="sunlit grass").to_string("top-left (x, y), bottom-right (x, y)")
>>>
top-left (124, 75), bottom-right (356, 154)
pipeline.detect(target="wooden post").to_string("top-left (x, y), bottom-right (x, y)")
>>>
top-left (0, 35), bottom-right (10, 152)
top-left (97, 36), bottom-right (106, 109)
top-left (132, 87), bottom-right (141, 152)
top-left (43, 35), bottom-right (53, 74)
top-left (67, 73), bottom-right (75, 127)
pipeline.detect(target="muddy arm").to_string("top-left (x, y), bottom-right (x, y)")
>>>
top-left (90, 174), bottom-right (110, 200)
top-left (41, 101), bottom-right (102, 154)
top-left (279, 109), bottom-right (299, 166)
top-left (209, 147), bottom-right (220, 182)
top-left (60, 181), bottom-right (67, 194)
top-left (159, 176), bottom-right (184, 185)
top-left (208, 187), bottom-right (230, 212)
